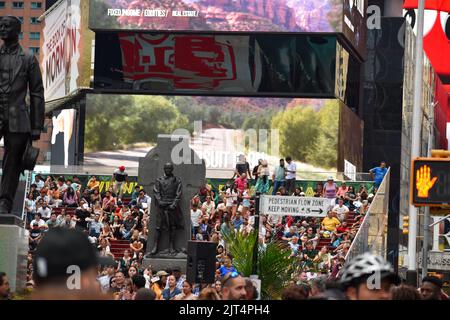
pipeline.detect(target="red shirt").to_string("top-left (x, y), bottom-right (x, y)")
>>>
top-left (336, 226), bottom-right (349, 234)
top-left (235, 177), bottom-right (248, 193)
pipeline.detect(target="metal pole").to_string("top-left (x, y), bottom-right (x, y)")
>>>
top-left (407, 0), bottom-right (425, 286)
top-left (252, 192), bottom-right (261, 275)
top-left (422, 102), bottom-right (435, 279)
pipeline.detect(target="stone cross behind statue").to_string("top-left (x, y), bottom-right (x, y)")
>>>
top-left (138, 134), bottom-right (205, 260)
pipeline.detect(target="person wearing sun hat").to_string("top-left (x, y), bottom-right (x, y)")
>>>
top-left (112, 165), bottom-right (128, 201)
top-left (323, 176), bottom-right (338, 205)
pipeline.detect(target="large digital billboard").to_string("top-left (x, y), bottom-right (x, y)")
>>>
top-left (94, 32), bottom-right (337, 97)
top-left (83, 94), bottom-right (342, 177)
top-left (89, 0), bottom-right (344, 33)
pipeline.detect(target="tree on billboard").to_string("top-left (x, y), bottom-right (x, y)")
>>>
top-left (271, 106), bottom-right (320, 162)
top-left (306, 100), bottom-right (339, 169)
top-left (85, 94), bottom-right (132, 151)
top-left (85, 95), bottom-right (188, 151)
top-left (131, 95), bottom-right (189, 142)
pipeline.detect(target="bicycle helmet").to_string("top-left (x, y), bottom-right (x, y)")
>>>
top-left (340, 252), bottom-right (399, 287)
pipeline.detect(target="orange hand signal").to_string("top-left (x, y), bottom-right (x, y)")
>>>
top-left (416, 165), bottom-right (438, 198)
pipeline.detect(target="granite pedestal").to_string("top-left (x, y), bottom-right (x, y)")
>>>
top-left (138, 134), bottom-right (205, 273)
top-left (0, 215), bottom-right (27, 293)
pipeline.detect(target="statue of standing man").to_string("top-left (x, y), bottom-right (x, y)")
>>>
top-left (0, 16), bottom-right (44, 214)
top-left (150, 163), bottom-right (185, 256)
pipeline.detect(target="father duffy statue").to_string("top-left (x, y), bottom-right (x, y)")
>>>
top-left (150, 163), bottom-right (185, 255)
top-left (0, 16), bottom-right (44, 214)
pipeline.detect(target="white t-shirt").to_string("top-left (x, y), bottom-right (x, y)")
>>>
top-left (226, 188), bottom-right (238, 206)
top-left (202, 201), bottom-right (215, 214)
top-left (286, 162), bottom-right (297, 180)
top-left (333, 204), bottom-right (349, 221)
top-left (190, 209), bottom-right (202, 227)
top-left (30, 219), bottom-right (46, 228)
top-left (37, 206), bottom-right (52, 219)
top-left (34, 179), bottom-right (45, 190)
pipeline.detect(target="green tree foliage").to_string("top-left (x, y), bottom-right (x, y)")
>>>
top-left (271, 106), bottom-right (321, 162)
top-left (306, 101), bottom-right (339, 169)
top-left (84, 95), bottom-right (188, 151)
top-left (222, 229), bottom-right (292, 300)
top-left (271, 101), bottom-right (339, 169)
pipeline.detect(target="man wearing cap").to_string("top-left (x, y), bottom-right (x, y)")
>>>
top-left (31, 228), bottom-right (108, 299)
top-left (112, 166), bottom-right (128, 201)
top-left (0, 16), bottom-right (44, 215)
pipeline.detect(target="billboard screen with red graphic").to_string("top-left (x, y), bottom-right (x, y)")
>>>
top-left (93, 32), bottom-right (338, 97)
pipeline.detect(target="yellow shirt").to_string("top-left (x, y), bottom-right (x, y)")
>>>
top-left (88, 180), bottom-right (100, 190)
top-left (151, 283), bottom-right (163, 300)
top-left (322, 217), bottom-right (341, 232)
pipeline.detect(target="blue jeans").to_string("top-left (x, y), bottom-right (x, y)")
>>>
top-left (272, 180), bottom-right (285, 195)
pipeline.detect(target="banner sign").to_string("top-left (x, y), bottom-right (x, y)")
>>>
top-left (259, 195), bottom-right (331, 217)
top-left (418, 252), bottom-right (450, 271)
top-left (41, 0), bottom-right (81, 101)
top-left (344, 159), bottom-right (356, 181)
top-left (32, 173), bottom-right (374, 202)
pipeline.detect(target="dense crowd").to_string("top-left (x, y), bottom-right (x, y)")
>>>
top-left (5, 158), bottom-right (423, 300)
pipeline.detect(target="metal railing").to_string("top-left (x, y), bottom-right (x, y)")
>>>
top-left (32, 165), bottom-right (374, 182)
top-left (341, 167), bottom-right (391, 265)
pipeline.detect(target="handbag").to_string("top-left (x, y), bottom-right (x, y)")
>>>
top-left (21, 138), bottom-right (39, 173)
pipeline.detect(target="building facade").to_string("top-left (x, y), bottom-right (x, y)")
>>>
top-left (0, 0), bottom-right (45, 55)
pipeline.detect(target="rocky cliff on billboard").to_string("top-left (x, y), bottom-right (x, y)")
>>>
top-left (89, 0), bottom-right (343, 32)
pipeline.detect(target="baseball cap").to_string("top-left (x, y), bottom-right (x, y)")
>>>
top-left (119, 166), bottom-right (125, 171)
top-left (156, 270), bottom-right (169, 277)
top-left (327, 176), bottom-right (334, 181)
top-left (33, 228), bottom-right (110, 285)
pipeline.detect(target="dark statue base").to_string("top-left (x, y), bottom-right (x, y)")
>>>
top-left (143, 256), bottom-right (187, 274)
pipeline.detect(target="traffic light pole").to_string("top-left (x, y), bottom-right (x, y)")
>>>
top-left (407, 0), bottom-right (425, 286)
top-left (422, 102), bottom-right (435, 280)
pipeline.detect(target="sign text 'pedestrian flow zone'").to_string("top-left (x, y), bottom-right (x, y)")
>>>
top-left (260, 195), bottom-right (331, 217)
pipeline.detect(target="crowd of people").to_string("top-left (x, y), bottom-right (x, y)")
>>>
top-left (7, 158), bottom-right (439, 301)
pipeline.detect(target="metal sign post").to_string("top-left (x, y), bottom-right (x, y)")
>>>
top-left (252, 192), bottom-right (261, 276)
top-left (407, 0), bottom-right (425, 287)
